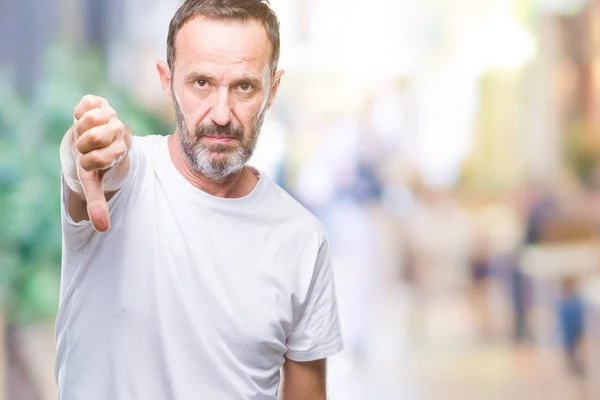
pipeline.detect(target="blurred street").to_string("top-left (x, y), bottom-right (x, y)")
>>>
top-left (329, 285), bottom-right (586, 400)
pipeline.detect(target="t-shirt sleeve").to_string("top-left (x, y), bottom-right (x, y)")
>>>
top-left (61, 136), bottom-right (144, 252)
top-left (285, 238), bottom-right (344, 362)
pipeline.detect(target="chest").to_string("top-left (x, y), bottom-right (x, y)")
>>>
top-left (103, 201), bottom-right (299, 358)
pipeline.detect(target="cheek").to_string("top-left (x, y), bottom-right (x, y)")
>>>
top-left (179, 92), bottom-right (209, 128)
top-left (236, 100), bottom-right (266, 130)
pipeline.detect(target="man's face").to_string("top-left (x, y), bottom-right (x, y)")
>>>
top-left (163, 17), bottom-right (282, 181)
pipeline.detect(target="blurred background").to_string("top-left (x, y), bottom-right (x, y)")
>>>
top-left (3, 0), bottom-right (600, 399)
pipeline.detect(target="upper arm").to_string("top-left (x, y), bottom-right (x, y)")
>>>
top-left (279, 358), bottom-right (327, 400)
top-left (280, 237), bottom-right (342, 399)
top-left (285, 237), bottom-right (343, 362)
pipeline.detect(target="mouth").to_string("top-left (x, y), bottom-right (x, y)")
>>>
top-left (201, 136), bottom-right (238, 143)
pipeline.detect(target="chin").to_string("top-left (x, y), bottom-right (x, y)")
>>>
top-left (206, 151), bottom-right (236, 165)
top-left (191, 152), bottom-right (246, 179)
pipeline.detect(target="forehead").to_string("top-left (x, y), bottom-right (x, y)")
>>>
top-left (175, 16), bottom-right (272, 77)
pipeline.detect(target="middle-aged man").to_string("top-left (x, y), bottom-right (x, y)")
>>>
top-left (56, 1), bottom-right (343, 399)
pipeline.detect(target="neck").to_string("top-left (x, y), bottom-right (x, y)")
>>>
top-left (168, 133), bottom-right (258, 198)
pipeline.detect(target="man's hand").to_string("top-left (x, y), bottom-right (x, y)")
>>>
top-left (70, 95), bottom-right (130, 232)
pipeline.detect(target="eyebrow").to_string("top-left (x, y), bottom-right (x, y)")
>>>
top-left (184, 72), bottom-right (264, 88)
top-left (184, 71), bottom-right (217, 83)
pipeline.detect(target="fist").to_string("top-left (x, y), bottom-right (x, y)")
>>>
top-left (73, 95), bottom-right (129, 172)
top-left (72, 95), bottom-right (130, 232)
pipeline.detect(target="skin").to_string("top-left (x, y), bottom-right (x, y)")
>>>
top-left (65, 15), bottom-right (328, 398)
top-left (279, 358), bottom-right (327, 400)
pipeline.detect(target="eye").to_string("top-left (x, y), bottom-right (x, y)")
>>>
top-left (238, 83), bottom-right (253, 93)
top-left (195, 80), bottom-right (209, 88)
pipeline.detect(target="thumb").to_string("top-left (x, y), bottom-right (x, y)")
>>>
top-left (77, 159), bottom-right (110, 232)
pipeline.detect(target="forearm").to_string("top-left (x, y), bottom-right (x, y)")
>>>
top-left (280, 390), bottom-right (326, 400)
top-left (279, 359), bottom-right (327, 400)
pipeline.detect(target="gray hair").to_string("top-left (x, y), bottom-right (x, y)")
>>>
top-left (167, 0), bottom-right (281, 74)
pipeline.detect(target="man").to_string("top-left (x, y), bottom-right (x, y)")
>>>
top-left (56, 1), bottom-right (343, 399)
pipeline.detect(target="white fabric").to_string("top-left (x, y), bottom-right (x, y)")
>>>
top-left (56, 135), bottom-right (343, 400)
top-left (59, 128), bottom-right (83, 194)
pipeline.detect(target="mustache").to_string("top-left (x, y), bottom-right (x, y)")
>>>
top-left (195, 123), bottom-right (244, 140)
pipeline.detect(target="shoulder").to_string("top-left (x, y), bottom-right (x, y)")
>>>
top-left (132, 134), bottom-right (168, 154)
top-left (130, 134), bottom-right (170, 169)
top-left (260, 174), bottom-right (328, 244)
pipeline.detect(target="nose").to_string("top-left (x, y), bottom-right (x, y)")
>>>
top-left (209, 86), bottom-right (233, 126)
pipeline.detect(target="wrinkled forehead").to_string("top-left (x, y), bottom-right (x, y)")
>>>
top-left (174, 16), bottom-right (273, 79)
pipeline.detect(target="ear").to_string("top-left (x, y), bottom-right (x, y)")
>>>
top-left (266, 69), bottom-right (285, 109)
top-left (156, 60), bottom-right (174, 103)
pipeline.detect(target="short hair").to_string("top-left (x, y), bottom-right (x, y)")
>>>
top-left (167, 0), bottom-right (281, 74)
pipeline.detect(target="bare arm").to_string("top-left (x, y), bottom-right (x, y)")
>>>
top-left (279, 358), bottom-right (327, 400)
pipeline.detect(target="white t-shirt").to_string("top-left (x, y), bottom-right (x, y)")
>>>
top-left (55, 135), bottom-right (343, 400)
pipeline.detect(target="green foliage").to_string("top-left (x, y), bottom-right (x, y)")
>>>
top-left (564, 119), bottom-right (600, 187)
top-left (0, 44), bottom-right (171, 324)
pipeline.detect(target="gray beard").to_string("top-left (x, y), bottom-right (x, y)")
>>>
top-left (173, 98), bottom-right (265, 181)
